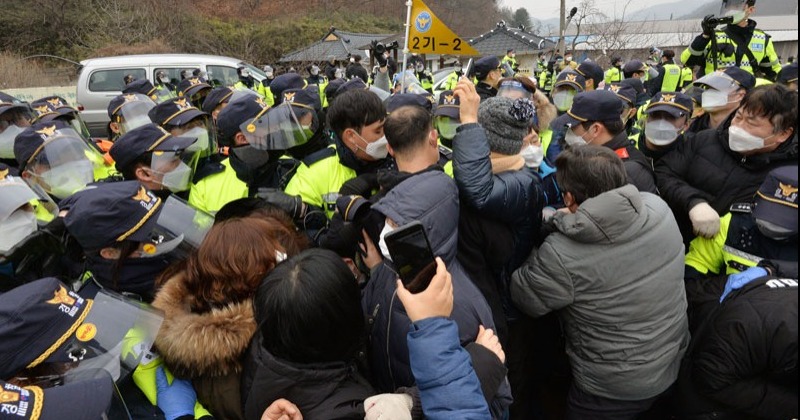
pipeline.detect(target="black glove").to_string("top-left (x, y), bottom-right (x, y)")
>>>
top-left (255, 188), bottom-right (305, 220)
top-left (339, 173), bottom-right (379, 197)
top-left (701, 15), bottom-right (716, 37)
top-left (377, 54), bottom-right (388, 68)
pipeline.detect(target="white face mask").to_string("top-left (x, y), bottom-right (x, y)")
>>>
top-left (553, 90), bottom-right (575, 112)
top-left (565, 56), bottom-right (572, 62)
top-left (0, 124), bottom-right (26, 159)
top-left (354, 131), bottom-right (389, 160)
top-left (378, 222), bottom-right (394, 261)
top-left (724, 8), bottom-right (748, 25)
top-left (159, 161), bottom-right (193, 192)
top-left (159, 76), bottom-right (170, 84)
top-left (702, 89), bottom-right (733, 111)
top-left (37, 161), bottom-right (95, 199)
top-left (311, 67), bottom-right (320, 76)
top-left (240, 70), bottom-right (251, 78)
top-left (0, 209), bottom-right (37, 253)
top-left (645, 119), bottom-right (681, 146)
top-left (182, 127), bottom-right (210, 153)
top-left (728, 125), bottom-right (774, 152)
top-left (565, 127), bottom-right (588, 147)
top-left (521, 145), bottom-right (544, 168)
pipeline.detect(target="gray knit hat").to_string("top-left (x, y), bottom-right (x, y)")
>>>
top-left (478, 96), bottom-right (534, 155)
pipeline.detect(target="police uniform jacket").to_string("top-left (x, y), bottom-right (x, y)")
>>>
top-left (655, 128), bottom-right (798, 243)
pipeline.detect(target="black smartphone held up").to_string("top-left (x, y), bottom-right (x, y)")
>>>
top-left (385, 221), bottom-right (436, 294)
top-left (463, 58), bottom-right (474, 78)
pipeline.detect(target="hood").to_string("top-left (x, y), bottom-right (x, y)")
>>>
top-left (552, 184), bottom-right (646, 244)
top-left (373, 170), bottom-right (460, 262)
top-left (152, 274), bottom-right (257, 378)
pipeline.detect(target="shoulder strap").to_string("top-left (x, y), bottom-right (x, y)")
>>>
top-left (724, 26), bottom-right (760, 70)
top-left (302, 146), bottom-right (336, 167)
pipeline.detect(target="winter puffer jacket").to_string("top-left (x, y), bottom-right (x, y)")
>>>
top-left (655, 128), bottom-right (798, 242)
top-left (511, 185), bottom-right (690, 401)
top-left (363, 170), bottom-right (511, 417)
top-left (152, 273), bottom-right (257, 420)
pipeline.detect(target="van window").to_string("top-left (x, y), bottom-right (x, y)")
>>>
top-left (207, 66), bottom-right (239, 87)
top-left (154, 68), bottom-right (200, 88)
top-left (89, 69), bottom-right (146, 92)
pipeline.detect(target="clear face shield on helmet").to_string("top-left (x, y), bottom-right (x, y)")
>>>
top-left (149, 148), bottom-right (198, 193)
top-left (435, 116), bottom-right (461, 140)
top-left (24, 128), bottom-right (103, 200)
top-left (240, 102), bottom-right (316, 151)
top-left (172, 115), bottom-right (218, 163)
top-left (8, 287), bottom-right (164, 386)
top-left (116, 98), bottom-right (157, 135)
top-left (150, 86), bottom-right (175, 104)
top-left (501, 61), bottom-right (516, 78)
top-left (0, 109), bottom-right (34, 159)
top-left (498, 80), bottom-right (534, 100)
top-left (368, 86), bottom-right (391, 102)
top-left (721, 0), bottom-right (751, 24)
top-left (0, 177), bottom-right (45, 254)
top-left (131, 194), bottom-right (211, 260)
top-left (55, 111), bottom-right (92, 140)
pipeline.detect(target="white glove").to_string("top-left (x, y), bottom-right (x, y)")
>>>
top-left (364, 393), bottom-right (413, 420)
top-left (689, 202), bottom-right (720, 238)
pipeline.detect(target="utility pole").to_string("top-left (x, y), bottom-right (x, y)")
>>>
top-left (558, 0), bottom-right (566, 55)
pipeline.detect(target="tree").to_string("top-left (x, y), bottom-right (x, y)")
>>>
top-left (511, 8), bottom-right (532, 29)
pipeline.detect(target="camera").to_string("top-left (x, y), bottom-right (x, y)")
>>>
top-left (704, 14), bottom-right (735, 27)
top-left (370, 40), bottom-right (399, 55)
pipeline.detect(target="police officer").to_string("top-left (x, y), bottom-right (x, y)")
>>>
top-left (687, 66), bottom-right (755, 133)
top-left (269, 73), bottom-right (307, 106)
top-left (200, 86), bottom-right (234, 121)
top-left (604, 82), bottom-right (640, 139)
top-left (442, 60), bottom-right (462, 91)
top-left (148, 97), bottom-right (224, 186)
top-left (414, 61), bottom-right (434, 93)
top-left (636, 91), bottom-right (694, 161)
top-left (234, 66), bottom-right (267, 100)
top-left (685, 166), bottom-right (797, 283)
top-left (177, 76), bottom-right (213, 109)
top-left (107, 93), bottom-right (156, 141)
top-left (307, 64), bottom-right (326, 86)
top-left (551, 71), bottom-right (586, 113)
top-left (777, 62), bottom-right (798, 91)
top-left (109, 123), bottom-right (198, 196)
top-left (502, 49), bottom-right (519, 73)
top-left (14, 120), bottom-right (106, 201)
top-left (576, 61), bottom-right (604, 91)
top-left (604, 57), bottom-right (624, 85)
top-left (123, 78), bottom-right (174, 103)
top-left (473, 56), bottom-right (503, 102)
top-left (346, 54), bottom-right (369, 83)
top-left (682, 0), bottom-right (782, 80)
top-left (648, 49), bottom-right (684, 94)
top-left (1, 93), bottom-right (33, 170)
top-left (155, 70), bottom-right (177, 94)
top-left (535, 52), bottom-right (547, 79)
top-left (282, 88), bottom-right (390, 220)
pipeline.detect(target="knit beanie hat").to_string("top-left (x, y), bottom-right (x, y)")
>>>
top-left (478, 97), bottom-right (535, 155)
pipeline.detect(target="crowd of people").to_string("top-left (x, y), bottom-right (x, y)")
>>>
top-left (0, 0), bottom-right (798, 418)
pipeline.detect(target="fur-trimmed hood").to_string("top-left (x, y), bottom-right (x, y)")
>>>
top-left (152, 273), bottom-right (257, 378)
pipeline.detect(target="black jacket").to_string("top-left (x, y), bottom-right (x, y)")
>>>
top-left (603, 130), bottom-right (659, 194)
top-left (240, 332), bottom-right (374, 420)
top-left (346, 63), bottom-right (369, 83)
top-left (476, 82), bottom-right (497, 102)
top-left (676, 275), bottom-right (798, 419)
top-left (655, 128), bottom-right (798, 242)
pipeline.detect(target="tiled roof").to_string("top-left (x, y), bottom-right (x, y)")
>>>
top-left (279, 29), bottom-right (394, 63)
top-left (468, 25), bottom-right (557, 56)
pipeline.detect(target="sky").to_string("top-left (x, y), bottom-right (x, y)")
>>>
top-left (503, 0), bottom-right (681, 21)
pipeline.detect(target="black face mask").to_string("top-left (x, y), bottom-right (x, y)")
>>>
top-left (229, 145), bottom-right (275, 184)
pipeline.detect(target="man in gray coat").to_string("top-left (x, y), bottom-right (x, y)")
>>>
top-left (511, 145), bottom-right (690, 419)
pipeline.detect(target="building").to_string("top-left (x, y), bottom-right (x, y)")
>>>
top-left (279, 27), bottom-right (394, 65)
top-left (468, 21), bottom-right (557, 74)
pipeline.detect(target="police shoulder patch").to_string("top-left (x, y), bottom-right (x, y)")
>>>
top-left (730, 202), bottom-right (752, 213)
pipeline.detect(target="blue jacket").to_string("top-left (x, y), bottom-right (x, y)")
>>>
top-left (363, 171), bottom-right (497, 392)
top-left (408, 318), bottom-right (491, 420)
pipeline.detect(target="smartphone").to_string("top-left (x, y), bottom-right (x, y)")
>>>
top-left (463, 58), bottom-right (474, 78)
top-left (385, 221), bottom-right (436, 294)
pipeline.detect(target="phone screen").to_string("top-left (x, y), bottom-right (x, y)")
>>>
top-left (385, 222), bottom-right (436, 294)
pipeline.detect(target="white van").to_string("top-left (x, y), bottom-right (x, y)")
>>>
top-left (76, 54), bottom-right (266, 137)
